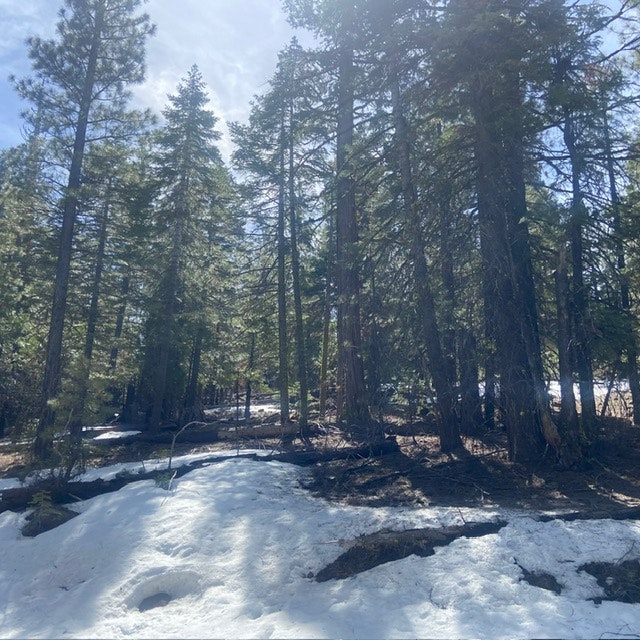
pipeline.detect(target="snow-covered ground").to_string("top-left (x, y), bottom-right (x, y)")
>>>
top-left (1, 454), bottom-right (640, 638)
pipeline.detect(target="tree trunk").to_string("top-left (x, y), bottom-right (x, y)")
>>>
top-left (603, 108), bottom-right (640, 424)
top-left (71, 187), bottom-right (111, 448)
top-left (563, 108), bottom-right (597, 440)
top-left (471, 71), bottom-right (555, 462)
top-left (109, 275), bottom-right (130, 370)
top-left (555, 244), bottom-right (582, 461)
top-left (458, 329), bottom-right (483, 435)
top-left (439, 192), bottom-right (458, 389)
top-left (149, 181), bottom-right (185, 428)
top-left (555, 245), bottom-right (578, 426)
top-left (335, 17), bottom-right (378, 443)
top-left (244, 333), bottom-right (255, 420)
top-left (390, 75), bottom-right (461, 453)
top-left (287, 99), bottom-right (309, 441)
top-left (182, 324), bottom-right (204, 425)
top-left (277, 116), bottom-right (290, 426)
top-left (319, 214), bottom-right (334, 418)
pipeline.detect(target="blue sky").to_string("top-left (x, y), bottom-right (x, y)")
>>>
top-left (0, 0), bottom-right (306, 158)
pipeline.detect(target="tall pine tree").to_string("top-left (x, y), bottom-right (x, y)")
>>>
top-left (13, 0), bottom-right (154, 460)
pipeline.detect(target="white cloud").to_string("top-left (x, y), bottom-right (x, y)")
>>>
top-left (0, 0), bottom-right (312, 159)
top-left (133, 0), bottom-right (302, 159)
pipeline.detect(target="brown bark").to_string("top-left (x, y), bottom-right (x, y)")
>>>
top-left (149, 182), bottom-right (184, 428)
top-left (603, 109), bottom-right (640, 424)
top-left (319, 215), bottom-right (334, 417)
top-left (70, 186), bottom-right (112, 454)
top-left (390, 76), bottom-right (462, 454)
top-left (109, 275), bottom-right (130, 370)
top-left (459, 329), bottom-right (483, 434)
top-left (277, 116), bottom-right (290, 426)
top-left (182, 325), bottom-right (204, 426)
top-left (563, 108), bottom-right (597, 440)
top-left (471, 69), bottom-right (556, 462)
top-left (555, 244), bottom-right (581, 460)
top-left (334, 16), bottom-right (379, 443)
top-left (287, 97), bottom-right (309, 441)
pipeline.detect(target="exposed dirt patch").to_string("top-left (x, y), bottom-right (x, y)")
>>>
top-left (21, 501), bottom-right (78, 537)
top-left (2, 416), bottom-right (640, 521)
top-left (580, 559), bottom-right (640, 604)
top-left (314, 521), bottom-right (506, 581)
top-left (303, 420), bottom-right (640, 516)
top-left (518, 566), bottom-right (563, 594)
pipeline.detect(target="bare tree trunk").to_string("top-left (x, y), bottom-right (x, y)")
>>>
top-left (149, 181), bottom-right (185, 428)
top-left (459, 329), bottom-right (483, 435)
top-left (390, 75), bottom-right (461, 453)
top-left (334, 17), bottom-right (378, 443)
top-left (287, 99), bottom-right (309, 441)
top-left (555, 244), bottom-right (582, 461)
top-left (471, 70), bottom-right (558, 462)
top-left (563, 108), bottom-right (597, 440)
top-left (244, 333), bottom-right (255, 420)
top-left (439, 193), bottom-right (458, 389)
top-left (604, 108), bottom-right (640, 424)
top-left (277, 117), bottom-right (290, 426)
top-left (109, 275), bottom-right (130, 370)
top-left (69, 187), bottom-right (111, 459)
top-left (319, 215), bottom-right (334, 418)
top-left (182, 324), bottom-right (204, 425)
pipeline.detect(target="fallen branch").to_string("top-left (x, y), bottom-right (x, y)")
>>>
top-left (259, 439), bottom-right (400, 467)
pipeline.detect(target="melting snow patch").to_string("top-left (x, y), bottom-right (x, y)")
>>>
top-left (93, 430), bottom-right (141, 441)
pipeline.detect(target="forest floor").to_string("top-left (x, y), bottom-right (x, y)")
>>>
top-left (2, 414), bottom-right (639, 518)
top-left (303, 418), bottom-right (640, 516)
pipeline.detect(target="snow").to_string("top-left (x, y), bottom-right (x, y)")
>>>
top-left (205, 401), bottom-right (280, 420)
top-left (1, 455), bottom-right (639, 639)
top-left (76, 449), bottom-right (274, 482)
top-left (92, 430), bottom-right (142, 441)
top-left (0, 478), bottom-right (21, 491)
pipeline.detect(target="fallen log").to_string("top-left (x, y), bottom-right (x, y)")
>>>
top-left (134, 428), bottom-right (219, 445)
top-left (259, 438), bottom-right (400, 467)
top-left (217, 422), bottom-right (306, 440)
top-left (538, 505), bottom-right (640, 523)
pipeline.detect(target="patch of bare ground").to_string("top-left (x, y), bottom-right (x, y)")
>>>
top-left (2, 415), bottom-right (640, 519)
top-left (304, 418), bottom-right (640, 585)
top-left (580, 559), bottom-right (640, 604)
top-left (313, 521), bottom-right (507, 582)
top-left (0, 443), bottom-right (30, 481)
top-left (303, 418), bottom-right (640, 516)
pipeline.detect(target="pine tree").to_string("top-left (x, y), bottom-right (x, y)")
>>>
top-left (0, 134), bottom-right (54, 439)
top-left (429, 0), bottom-right (566, 462)
top-left (13, 0), bottom-right (154, 460)
top-left (140, 65), bottom-right (236, 428)
top-left (231, 41), bottom-right (332, 440)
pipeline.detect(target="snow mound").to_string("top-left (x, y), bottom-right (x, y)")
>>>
top-left (1, 457), bottom-right (639, 638)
